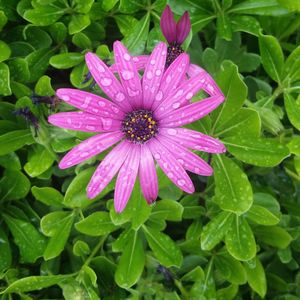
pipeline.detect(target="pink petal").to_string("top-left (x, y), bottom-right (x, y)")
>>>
top-left (156, 135), bottom-right (213, 176)
top-left (142, 42), bottom-right (167, 109)
top-left (114, 144), bottom-right (140, 213)
top-left (187, 64), bottom-right (223, 96)
top-left (155, 72), bottom-right (211, 118)
top-left (48, 112), bottom-right (121, 132)
top-left (151, 53), bottom-right (189, 111)
top-left (139, 144), bottom-right (158, 204)
top-left (85, 52), bottom-right (132, 112)
top-left (160, 5), bottom-right (177, 44)
top-left (113, 41), bottom-right (142, 109)
top-left (56, 88), bottom-right (124, 119)
top-left (148, 138), bottom-right (194, 194)
top-left (159, 127), bottom-right (226, 153)
top-left (176, 11), bottom-right (191, 44)
top-left (159, 95), bottom-right (225, 127)
top-left (87, 141), bottom-right (131, 199)
top-left (110, 55), bottom-right (149, 73)
top-left (59, 132), bottom-right (123, 169)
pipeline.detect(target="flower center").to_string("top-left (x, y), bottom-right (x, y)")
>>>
top-left (166, 42), bottom-right (184, 68)
top-left (122, 109), bottom-right (158, 143)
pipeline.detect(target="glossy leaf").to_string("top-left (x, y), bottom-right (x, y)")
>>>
top-left (246, 204), bottom-right (279, 225)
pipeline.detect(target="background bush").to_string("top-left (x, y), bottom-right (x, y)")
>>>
top-left (0, 0), bottom-right (300, 299)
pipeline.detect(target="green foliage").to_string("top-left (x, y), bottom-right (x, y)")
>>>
top-left (0, 0), bottom-right (299, 299)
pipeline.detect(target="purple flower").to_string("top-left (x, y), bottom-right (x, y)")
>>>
top-left (48, 41), bottom-right (225, 213)
top-left (160, 5), bottom-right (191, 67)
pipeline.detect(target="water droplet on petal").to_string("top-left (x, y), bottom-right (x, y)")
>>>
top-left (98, 101), bottom-right (105, 107)
top-left (167, 128), bottom-right (177, 135)
top-left (123, 53), bottom-right (131, 61)
top-left (146, 71), bottom-right (153, 80)
top-left (167, 172), bottom-right (174, 178)
top-left (101, 117), bottom-right (112, 130)
top-left (111, 106), bottom-right (120, 113)
top-left (98, 64), bottom-right (105, 72)
top-left (61, 95), bottom-right (70, 101)
top-left (177, 159), bottom-right (184, 165)
top-left (115, 92), bottom-right (125, 102)
top-left (127, 88), bottom-right (139, 97)
top-left (150, 59), bottom-right (156, 65)
top-left (155, 69), bottom-right (162, 76)
top-left (172, 102), bottom-right (180, 109)
top-left (67, 118), bottom-right (72, 124)
top-left (133, 57), bottom-right (139, 62)
top-left (177, 179), bottom-right (186, 186)
top-left (185, 92), bottom-right (193, 100)
top-left (121, 70), bottom-right (134, 80)
top-left (82, 96), bottom-right (91, 108)
top-left (80, 152), bottom-right (89, 158)
top-left (86, 125), bottom-right (95, 130)
top-left (175, 89), bottom-right (184, 98)
top-left (166, 75), bottom-right (172, 83)
top-left (101, 78), bottom-right (112, 86)
top-left (154, 153), bottom-right (161, 160)
top-left (155, 90), bottom-right (163, 101)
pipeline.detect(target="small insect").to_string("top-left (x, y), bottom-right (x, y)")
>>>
top-left (157, 265), bottom-right (175, 288)
top-left (13, 107), bottom-right (39, 136)
top-left (31, 94), bottom-right (60, 110)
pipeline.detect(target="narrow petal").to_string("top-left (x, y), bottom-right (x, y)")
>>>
top-left (187, 64), bottom-right (223, 96)
top-left (85, 52), bottom-right (132, 112)
top-left (48, 112), bottom-right (121, 132)
top-left (87, 141), bottom-right (131, 199)
top-left (176, 11), bottom-right (191, 44)
top-left (142, 42), bottom-right (167, 109)
top-left (159, 95), bottom-right (225, 127)
top-left (56, 88), bottom-right (124, 119)
top-left (59, 132), bottom-right (123, 169)
top-left (113, 41), bottom-right (142, 109)
top-left (148, 138), bottom-right (194, 194)
top-left (155, 72), bottom-right (212, 118)
top-left (110, 55), bottom-right (149, 73)
top-left (114, 145), bottom-right (140, 213)
top-left (159, 127), bottom-right (226, 153)
top-left (160, 5), bottom-right (177, 44)
top-left (156, 135), bottom-right (213, 176)
top-left (139, 144), bottom-right (158, 204)
top-left (151, 53), bottom-right (189, 111)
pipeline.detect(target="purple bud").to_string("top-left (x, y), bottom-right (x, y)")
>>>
top-left (160, 5), bottom-right (177, 44)
top-left (176, 11), bottom-right (191, 45)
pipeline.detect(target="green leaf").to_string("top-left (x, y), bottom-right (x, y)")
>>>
top-left (41, 212), bottom-right (74, 260)
top-left (35, 75), bottom-right (55, 96)
top-left (118, 0), bottom-right (146, 13)
top-left (225, 216), bottom-right (256, 261)
top-left (31, 186), bottom-right (64, 207)
top-left (244, 257), bottom-right (267, 298)
top-left (0, 169), bottom-right (30, 201)
top-left (0, 40), bottom-right (11, 62)
top-left (246, 204), bottom-right (279, 225)
top-left (216, 284), bottom-right (238, 300)
top-left (48, 22), bottom-right (67, 44)
top-left (68, 14), bottom-right (90, 35)
top-left (212, 60), bottom-right (247, 132)
top-left (0, 228), bottom-right (12, 273)
top-left (277, 0), bottom-right (300, 12)
top-left (114, 15), bottom-right (138, 36)
top-left (112, 228), bottom-right (135, 252)
top-left (223, 136), bottom-right (290, 167)
top-left (213, 155), bottom-right (253, 214)
top-left (73, 240), bottom-right (90, 257)
top-left (258, 32), bottom-right (284, 83)
top-left (102, 0), bottom-right (119, 11)
top-left (201, 211), bottom-right (234, 250)
top-left (122, 13), bottom-right (150, 55)
top-left (142, 225), bottom-right (183, 267)
top-left (180, 194), bottom-right (205, 219)
top-left (283, 45), bottom-right (300, 82)
top-left (253, 193), bottom-right (280, 216)
top-left (230, 0), bottom-right (290, 16)
top-left (0, 10), bottom-right (8, 31)
top-left (2, 214), bottom-right (47, 263)
top-left (254, 226), bottom-right (293, 249)
top-left (216, 13), bottom-right (232, 41)
top-left (23, 26), bottom-right (52, 49)
top-left (50, 52), bottom-right (84, 69)
top-left (1, 275), bottom-right (70, 294)
top-left (75, 212), bottom-right (117, 236)
top-left (0, 130), bottom-right (32, 154)
top-left (23, 6), bottom-right (64, 26)
top-left (72, 32), bottom-right (92, 49)
top-left (73, 0), bottom-right (94, 13)
top-left (26, 47), bottom-right (56, 82)
top-left (0, 152), bottom-right (21, 170)
top-left (284, 93), bottom-right (300, 130)
top-left (151, 200), bottom-right (183, 221)
top-left (231, 15), bottom-right (260, 36)
top-left (8, 57), bottom-right (30, 83)
top-left (215, 253), bottom-right (247, 284)
top-left (0, 62), bottom-right (11, 95)
top-left (115, 230), bottom-right (145, 288)
top-left (24, 145), bottom-right (55, 177)
top-left (215, 108), bottom-right (261, 137)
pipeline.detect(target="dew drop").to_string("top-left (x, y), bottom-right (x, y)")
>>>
top-left (115, 92), bottom-right (125, 102)
top-left (175, 89), bottom-right (184, 98)
top-left (82, 96), bottom-right (91, 108)
top-left (121, 70), bottom-right (134, 80)
top-left (154, 153), bottom-right (161, 160)
top-left (177, 179), bottom-right (186, 186)
top-left (167, 172), bottom-right (174, 178)
top-left (61, 95), bottom-right (70, 101)
top-left (150, 59), bottom-right (156, 65)
top-left (166, 75), bottom-right (172, 83)
top-left (133, 57), bottom-right (139, 62)
top-left (98, 101), bottom-right (105, 107)
top-left (155, 90), bottom-right (163, 101)
top-left (86, 125), bottom-right (95, 130)
top-left (185, 92), bottom-right (193, 100)
top-left (80, 152), bottom-right (90, 158)
top-left (123, 53), bottom-right (131, 61)
top-left (172, 102), bottom-right (180, 109)
top-left (97, 64), bottom-right (105, 72)
top-left (155, 69), bottom-right (162, 76)
top-left (101, 118), bottom-right (112, 130)
top-left (167, 128), bottom-right (177, 135)
top-left (146, 71), bottom-right (153, 80)
top-left (101, 78), bottom-right (112, 86)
